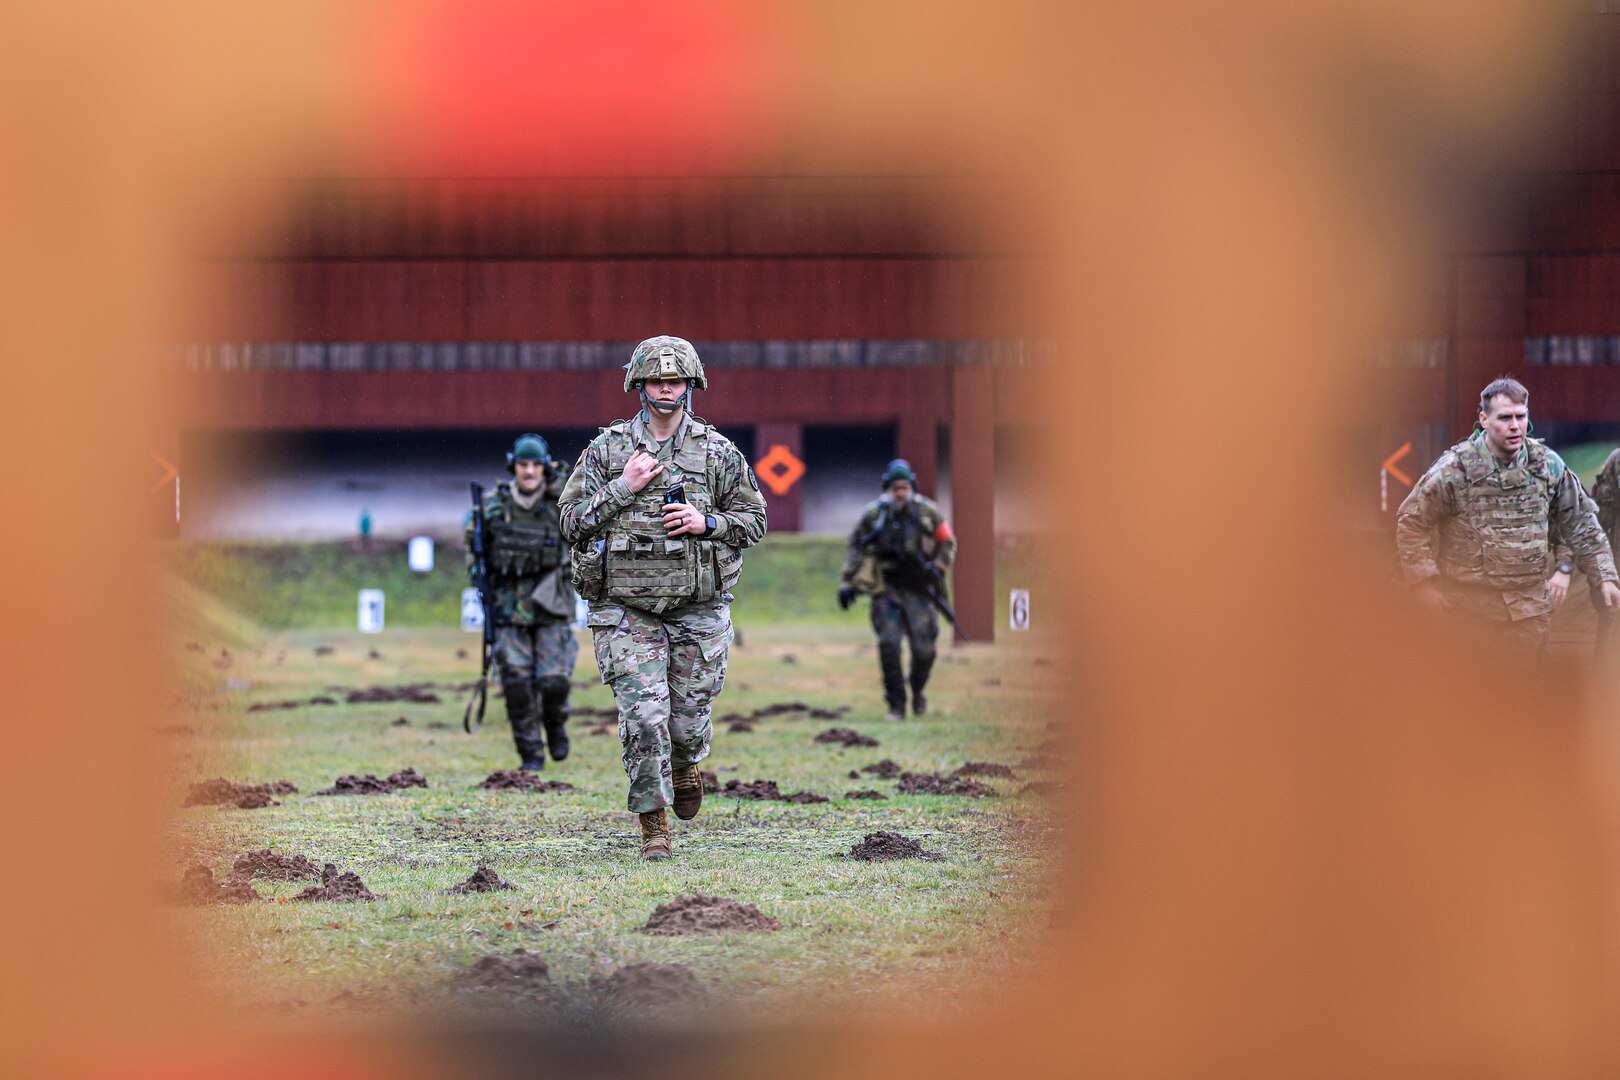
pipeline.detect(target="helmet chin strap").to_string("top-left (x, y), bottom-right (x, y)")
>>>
top-left (638, 383), bottom-right (692, 423)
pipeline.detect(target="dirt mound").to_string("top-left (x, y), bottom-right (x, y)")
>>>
top-left (726, 720), bottom-right (755, 733)
top-left (814, 727), bottom-right (879, 748)
top-left (184, 778), bottom-right (297, 809)
top-left (1018, 753), bottom-right (1062, 771)
top-left (753, 701), bottom-right (811, 718)
top-left (954, 761), bottom-right (1016, 779)
top-left (457, 949), bottom-right (552, 996)
top-left (718, 779), bottom-right (783, 800)
top-left (859, 759), bottom-right (902, 779)
top-left (784, 791), bottom-right (829, 804)
top-left (896, 772), bottom-right (997, 797)
top-left (592, 962), bottom-right (706, 1006)
top-left (478, 771), bottom-right (574, 793)
top-left (848, 831), bottom-right (940, 861)
top-left (247, 699), bottom-right (302, 713)
top-left (448, 866), bottom-right (515, 894)
top-left (316, 768), bottom-right (427, 795)
top-left (701, 770), bottom-right (720, 793)
top-left (293, 864), bottom-right (385, 902)
top-left (639, 893), bottom-right (780, 936)
top-left (343, 684), bottom-right (441, 705)
top-left (390, 717), bottom-right (410, 727)
top-left (231, 849), bottom-right (319, 882)
top-left (176, 865), bottom-right (261, 904)
top-left (845, 790), bottom-right (888, 800)
top-left (314, 646), bottom-right (334, 656)
top-left (1020, 781), bottom-right (1065, 797)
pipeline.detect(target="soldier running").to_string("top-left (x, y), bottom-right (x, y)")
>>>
top-left (558, 336), bottom-right (767, 860)
top-left (1396, 377), bottom-right (1619, 655)
top-left (838, 459), bottom-right (957, 721)
top-left (466, 434), bottom-right (579, 770)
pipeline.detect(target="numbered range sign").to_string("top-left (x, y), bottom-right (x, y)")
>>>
top-left (358, 589), bottom-right (385, 634)
top-left (408, 536), bottom-right (435, 572)
top-left (1009, 588), bottom-right (1031, 632)
top-left (461, 587), bottom-right (485, 632)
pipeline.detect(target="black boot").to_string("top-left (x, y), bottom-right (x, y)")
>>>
top-left (537, 676), bottom-right (571, 762)
top-left (879, 641), bottom-right (906, 722)
top-left (909, 650), bottom-right (936, 716)
top-left (502, 677), bottom-right (546, 769)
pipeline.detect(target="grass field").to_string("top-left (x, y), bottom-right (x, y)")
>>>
top-left (163, 536), bottom-right (1064, 1023)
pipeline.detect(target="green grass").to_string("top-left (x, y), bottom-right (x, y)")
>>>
top-left (167, 559), bottom-right (1064, 1019)
top-left (1558, 442), bottom-right (1616, 488)
top-left (160, 534), bottom-right (1056, 634)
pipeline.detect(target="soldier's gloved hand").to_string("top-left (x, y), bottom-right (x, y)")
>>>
top-left (837, 585), bottom-right (856, 610)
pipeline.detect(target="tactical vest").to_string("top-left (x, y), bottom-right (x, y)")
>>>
top-left (1437, 438), bottom-right (1556, 589)
top-left (487, 484), bottom-right (564, 579)
top-left (598, 419), bottom-right (743, 612)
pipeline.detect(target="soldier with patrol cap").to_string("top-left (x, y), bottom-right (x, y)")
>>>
top-left (1396, 376), bottom-right (1620, 654)
top-left (838, 459), bottom-right (957, 721)
top-left (558, 335), bottom-right (767, 861)
top-left (467, 434), bottom-right (579, 770)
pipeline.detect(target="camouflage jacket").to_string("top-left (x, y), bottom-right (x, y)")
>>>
top-left (1594, 448), bottom-right (1620, 550)
top-left (840, 493), bottom-right (956, 595)
top-left (557, 412), bottom-right (767, 609)
top-left (1396, 434), bottom-right (1618, 619)
top-left (465, 479), bottom-right (575, 627)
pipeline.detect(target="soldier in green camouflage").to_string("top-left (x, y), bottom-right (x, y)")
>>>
top-left (1395, 377), bottom-right (1620, 654)
top-left (466, 434), bottom-right (579, 770)
top-left (838, 459), bottom-right (957, 721)
top-left (1548, 447), bottom-right (1620, 643)
top-left (557, 336), bottom-right (767, 860)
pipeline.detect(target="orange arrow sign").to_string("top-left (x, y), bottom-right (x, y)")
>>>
top-left (150, 452), bottom-right (177, 493)
top-left (1382, 442), bottom-right (1412, 487)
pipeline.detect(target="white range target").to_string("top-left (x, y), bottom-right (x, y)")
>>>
top-left (1009, 589), bottom-right (1031, 631)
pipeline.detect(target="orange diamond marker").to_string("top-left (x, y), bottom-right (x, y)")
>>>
top-left (755, 443), bottom-right (806, 496)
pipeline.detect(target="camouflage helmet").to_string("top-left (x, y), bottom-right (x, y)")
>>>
top-left (623, 336), bottom-right (707, 392)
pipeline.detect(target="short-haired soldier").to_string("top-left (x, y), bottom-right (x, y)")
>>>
top-left (1395, 377), bottom-right (1620, 654)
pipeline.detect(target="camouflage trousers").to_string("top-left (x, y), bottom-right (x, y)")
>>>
top-left (1436, 583), bottom-right (1552, 659)
top-left (493, 622), bottom-right (580, 683)
top-left (588, 598), bottom-right (732, 813)
top-left (872, 587), bottom-right (939, 712)
top-left (493, 622), bottom-right (579, 761)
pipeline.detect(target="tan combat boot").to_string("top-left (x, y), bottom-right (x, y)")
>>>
top-left (672, 764), bottom-right (704, 820)
top-left (638, 808), bottom-right (671, 861)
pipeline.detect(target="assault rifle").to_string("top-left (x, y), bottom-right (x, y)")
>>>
top-left (463, 481), bottom-right (496, 733)
top-left (895, 550), bottom-right (968, 641)
top-left (850, 505), bottom-right (969, 641)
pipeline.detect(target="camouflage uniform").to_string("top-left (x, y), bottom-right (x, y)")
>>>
top-left (558, 410), bottom-right (766, 813)
top-left (1593, 449), bottom-right (1620, 551)
top-left (467, 475), bottom-right (578, 765)
top-left (841, 492), bottom-right (957, 715)
top-left (1396, 433), bottom-right (1618, 653)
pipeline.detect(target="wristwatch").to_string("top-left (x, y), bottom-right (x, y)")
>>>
top-left (1558, 561), bottom-right (1573, 575)
top-left (704, 514), bottom-right (718, 535)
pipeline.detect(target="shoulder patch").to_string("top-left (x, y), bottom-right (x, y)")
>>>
top-left (747, 466), bottom-right (760, 492)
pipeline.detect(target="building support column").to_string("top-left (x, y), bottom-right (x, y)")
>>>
top-left (897, 413), bottom-right (939, 501)
top-left (950, 365), bottom-right (995, 643)
top-left (754, 422), bottom-right (804, 533)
